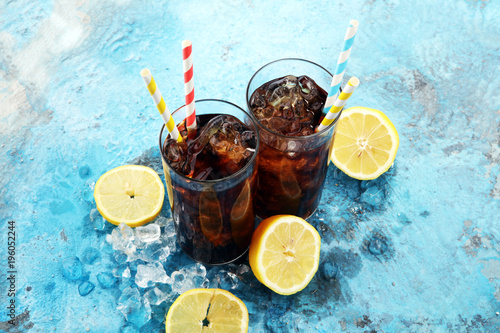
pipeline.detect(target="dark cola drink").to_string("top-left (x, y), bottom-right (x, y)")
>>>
top-left (163, 114), bottom-right (256, 180)
top-left (249, 73), bottom-right (336, 219)
top-left (159, 100), bottom-right (259, 265)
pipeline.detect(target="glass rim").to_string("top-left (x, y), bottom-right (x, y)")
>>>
top-left (159, 98), bottom-right (260, 184)
top-left (245, 57), bottom-right (342, 140)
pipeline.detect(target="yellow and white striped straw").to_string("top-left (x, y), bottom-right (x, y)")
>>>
top-left (140, 68), bottom-right (182, 143)
top-left (317, 77), bottom-right (360, 132)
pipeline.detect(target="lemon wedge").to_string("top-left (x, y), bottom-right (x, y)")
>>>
top-left (93, 165), bottom-right (164, 227)
top-left (249, 215), bottom-right (321, 295)
top-left (165, 288), bottom-right (248, 333)
top-left (331, 107), bottom-right (399, 180)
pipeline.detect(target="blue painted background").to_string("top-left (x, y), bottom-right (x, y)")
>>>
top-left (1, 0), bottom-right (499, 332)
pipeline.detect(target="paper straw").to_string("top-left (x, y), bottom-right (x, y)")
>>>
top-left (182, 40), bottom-right (197, 137)
top-left (140, 68), bottom-right (183, 143)
top-left (317, 77), bottom-right (360, 132)
top-left (323, 19), bottom-right (359, 113)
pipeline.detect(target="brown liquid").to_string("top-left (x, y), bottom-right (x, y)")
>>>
top-left (162, 114), bottom-right (257, 264)
top-left (249, 75), bottom-right (332, 219)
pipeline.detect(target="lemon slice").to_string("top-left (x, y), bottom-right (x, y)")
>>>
top-left (94, 165), bottom-right (164, 227)
top-left (331, 106), bottom-right (399, 180)
top-left (165, 288), bottom-right (249, 333)
top-left (249, 215), bottom-right (321, 295)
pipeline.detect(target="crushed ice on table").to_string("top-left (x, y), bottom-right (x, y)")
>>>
top-left (117, 286), bottom-right (152, 328)
top-left (62, 256), bottom-right (83, 281)
top-left (78, 281), bottom-right (95, 296)
top-left (97, 272), bottom-right (118, 288)
top-left (143, 287), bottom-right (170, 306)
top-left (135, 223), bottom-right (161, 243)
top-left (207, 268), bottom-right (239, 290)
top-left (81, 246), bottom-right (101, 264)
top-left (90, 208), bottom-right (106, 231)
top-left (135, 262), bottom-right (169, 288)
top-left (80, 212), bottom-right (267, 330)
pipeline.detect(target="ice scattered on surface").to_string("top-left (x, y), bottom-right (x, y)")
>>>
top-left (62, 256), bottom-right (83, 281)
top-left (135, 223), bottom-right (161, 243)
top-left (117, 287), bottom-right (152, 328)
top-left (122, 267), bottom-right (131, 279)
top-left (207, 268), bottom-right (239, 290)
top-left (321, 261), bottom-right (339, 280)
top-left (135, 262), bottom-right (169, 288)
top-left (360, 185), bottom-right (385, 207)
top-left (81, 247), bottom-right (100, 265)
top-left (143, 287), bottom-right (169, 306)
top-left (368, 237), bottom-right (389, 255)
top-left (97, 272), bottom-right (118, 288)
top-left (169, 262), bottom-right (209, 295)
top-left (90, 208), bottom-right (106, 231)
top-left (78, 281), bottom-right (95, 296)
top-left (120, 324), bottom-right (139, 333)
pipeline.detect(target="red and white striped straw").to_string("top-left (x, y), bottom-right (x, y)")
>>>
top-left (182, 40), bottom-right (196, 138)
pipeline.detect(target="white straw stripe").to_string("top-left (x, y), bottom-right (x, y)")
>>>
top-left (184, 79), bottom-right (194, 95)
top-left (185, 104), bottom-right (195, 116)
top-left (345, 28), bottom-right (357, 40)
top-left (152, 88), bottom-right (162, 105)
top-left (141, 72), bottom-right (152, 86)
top-left (183, 59), bottom-right (193, 72)
top-left (160, 112), bottom-right (171, 125)
top-left (329, 72), bottom-right (344, 88)
top-left (338, 49), bottom-right (352, 66)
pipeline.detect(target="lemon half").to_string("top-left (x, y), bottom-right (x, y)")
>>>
top-left (165, 288), bottom-right (248, 333)
top-left (94, 165), bottom-right (164, 227)
top-left (331, 106), bottom-right (399, 180)
top-left (249, 215), bottom-right (321, 295)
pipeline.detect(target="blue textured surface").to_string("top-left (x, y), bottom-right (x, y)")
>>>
top-left (1, 1), bottom-right (500, 332)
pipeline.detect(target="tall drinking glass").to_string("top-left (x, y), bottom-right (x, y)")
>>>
top-left (246, 58), bottom-right (339, 219)
top-left (159, 99), bottom-right (259, 265)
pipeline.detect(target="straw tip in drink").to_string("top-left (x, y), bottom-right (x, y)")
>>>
top-left (140, 68), bottom-right (151, 77)
top-left (350, 19), bottom-right (359, 26)
top-left (349, 77), bottom-right (360, 86)
top-left (182, 40), bottom-right (192, 48)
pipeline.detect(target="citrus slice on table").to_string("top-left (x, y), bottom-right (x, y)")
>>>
top-left (94, 165), bottom-right (164, 227)
top-left (331, 106), bottom-right (399, 180)
top-left (249, 215), bottom-right (321, 295)
top-left (165, 288), bottom-right (249, 333)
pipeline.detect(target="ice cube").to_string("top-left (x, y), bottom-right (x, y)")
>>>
top-left (97, 272), bottom-right (118, 288)
top-left (135, 224), bottom-right (161, 243)
top-left (81, 247), bottom-right (100, 265)
top-left (235, 264), bottom-right (255, 284)
top-left (137, 242), bottom-right (169, 263)
top-left (122, 267), bottom-right (131, 279)
top-left (120, 324), bottom-right (139, 333)
top-left (207, 268), bottom-right (239, 290)
top-left (368, 237), bottom-right (388, 255)
top-left (135, 262), bottom-right (169, 288)
top-left (155, 216), bottom-right (169, 228)
top-left (321, 262), bottom-right (338, 280)
top-left (117, 287), bottom-right (151, 328)
top-left (184, 263), bottom-right (208, 288)
top-left (78, 281), bottom-right (95, 296)
top-left (218, 270), bottom-right (239, 290)
top-left (62, 256), bottom-right (83, 281)
top-left (110, 223), bottom-right (137, 258)
top-left (143, 287), bottom-right (168, 306)
top-left (90, 208), bottom-right (105, 231)
top-left (171, 270), bottom-right (195, 294)
top-left (360, 186), bottom-right (385, 207)
top-left (114, 251), bottom-right (128, 264)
